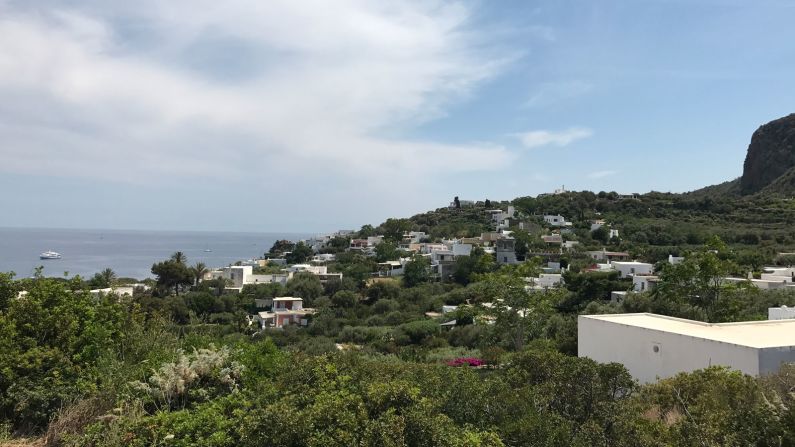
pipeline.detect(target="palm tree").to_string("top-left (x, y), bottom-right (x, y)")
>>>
top-left (99, 268), bottom-right (117, 288)
top-left (191, 262), bottom-right (208, 287)
top-left (171, 251), bottom-right (187, 264)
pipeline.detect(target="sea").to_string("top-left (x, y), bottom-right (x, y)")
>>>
top-left (0, 227), bottom-right (313, 280)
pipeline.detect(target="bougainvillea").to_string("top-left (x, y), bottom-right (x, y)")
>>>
top-left (446, 357), bottom-right (485, 367)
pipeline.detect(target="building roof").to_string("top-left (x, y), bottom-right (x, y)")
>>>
top-left (612, 261), bottom-right (653, 267)
top-left (378, 261), bottom-right (402, 266)
top-left (273, 297), bottom-right (302, 302)
top-left (581, 313), bottom-right (795, 348)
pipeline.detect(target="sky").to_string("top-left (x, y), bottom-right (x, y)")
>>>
top-left (1, 0), bottom-right (794, 233)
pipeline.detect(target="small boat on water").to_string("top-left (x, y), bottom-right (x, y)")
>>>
top-left (204, 249), bottom-right (212, 253)
top-left (40, 251), bottom-right (62, 260)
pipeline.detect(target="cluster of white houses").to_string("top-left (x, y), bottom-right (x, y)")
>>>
top-left (203, 264), bottom-right (343, 293)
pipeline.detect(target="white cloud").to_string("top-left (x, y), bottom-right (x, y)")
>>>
top-left (587, 170), bottom-right (618, 179)
top-left (514, 127), bottom-right (592, 149)
top-left (0, 0), bottom-right (515, 202)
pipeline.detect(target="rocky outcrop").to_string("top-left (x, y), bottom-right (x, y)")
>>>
top-left (740, 114), bottom-right (795, 194)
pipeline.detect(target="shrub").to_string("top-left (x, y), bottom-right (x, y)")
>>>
top-left (446, 357), bottom-right (485, 367)
top-left (131, 345), bottom-right (243, 411)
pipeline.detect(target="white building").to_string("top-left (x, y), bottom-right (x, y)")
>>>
top-left (632, 275), bottom-right (659, 292)
top-left (543, 215), bottom-right (570, 227)
top-left (769, 306), bottom-right (795, 320)
top-left (451, 244), bottom-right (473, 257)
top-left (668, 255), bottom-right (684, 265)
top-left (495, 238), bottom-right (518, 265)
top-left (611, 261), bottom-right (653, 278)
top-left (90, 286), bottom-right (135, 298)
top-left (377, 260), bottom-right (405, 277)
top-left (488, 206), bottom-right (516, 224)
top-left (723, 277), bottom-right (791, 290)
top-left (579, 313), bottom-right (795, 383)
top-left (761, 267), bottom-right (795, 283)
top-left (526, 273), bottom-right (563, 290)
top-left (312, 253), bottom-right (336, 263)
top-left (403, 231), bottom-right (427, 244)
top-left (252, 297), bottom-right (315, 329)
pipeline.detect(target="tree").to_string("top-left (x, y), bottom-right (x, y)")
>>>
top-left (285, 272), bottom-right (323, 304)
top-left (591, 226), bottom-right (610, 244)
top-left (374, 241), bottom-right (400, 262)
top-left (0, 272), bottom-right (17, 310)
top-left (655, 237), bottom-right (737, 321)
top-left (403, 255), bottom-right (430, 287)
top-left (190, 262), bottom-right (208, 287)
top-left (89, 267), bottom-right (117, 288)
top-left (151, 260), bottom-right (193, 296)
top-left (170, 251), bottom-right (187, 265)
top-left (331, 290), bottom-right (358, 308)
top-left (454, 196), bottom-right (461, 209)
top-left (379, 218), bottom-right (412, 242)
top-left (512, 230), bottom-right (533, 260)
top-left (477, 260), bottom-right (556, 350)
top-left (640, 367), bottom-right (784, 446)
top-left (285, 241), bottom-right (312, 264)
top-left (268, 239), bottom-right (295, 257)
top-left (357, 224), bottom-right (376, 238)
top-left (366, 281), bottom-right (401, 302)
top-left (512, 196), bottom-right (537, 214)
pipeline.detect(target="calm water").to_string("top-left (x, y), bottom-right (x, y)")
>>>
top-left (0, 227), bottom-right (312, 280)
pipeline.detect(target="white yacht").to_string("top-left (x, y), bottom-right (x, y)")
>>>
top-left (40, 251), bottom-right (62, 260)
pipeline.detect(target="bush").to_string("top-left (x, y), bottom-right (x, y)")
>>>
top-left (131, 345), bottom-right (243, 411)
top-left (446, 357), bottom-right (485, 367)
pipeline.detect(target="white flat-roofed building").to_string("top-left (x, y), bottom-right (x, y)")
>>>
top-left (579, 313), bottom-right (795, 383)
top-left (526, 273), bottom-right (563, 290)
top-left (668, 255), bottom-right (684, 265)
top-left (769, 306), bottom-right (795, 320)
top-left (612, 261), bottom-right (653, 278)
top-left (543, 215), bottom-right (570, 227)
top-left (723, 277), bottom-right (790, 290)
top-left (633, 275), bottom-right (659, 292)
top-left (252, 297), bottom-right (316, 329)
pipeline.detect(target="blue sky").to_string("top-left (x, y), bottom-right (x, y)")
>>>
top-left (0, 0), bottom-right (793, 233)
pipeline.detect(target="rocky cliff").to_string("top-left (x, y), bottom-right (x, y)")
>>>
top-left (740, 113), bottom-right (795, 195)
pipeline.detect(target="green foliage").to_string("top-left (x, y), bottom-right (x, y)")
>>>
top-left (131, 345), bottom-right (243, 411)
top-left (285, 241), bottom-right (313, 264)
top-left (151, 259), bottom-right (193, 296)
top-left (379, 218), bottom-right (413, 242)
top-left (640, 367), bottom-right (787, 446)
top-left (654, 238), bottom-right (739, 321)
top-left (88, 268), bottom-right (117, 289)
top-left (374, 241), bottom-right (401, 262)
top-left (285, 272), bottom-right (323, 304)
top-left (267, 239), bottom-right (295, 257)
top-left (331, 290), bottom-right (359, 308)
top-left (0, 277), bottom-right (130, 431)
top-left (403, 255), bottom-right (430, 288)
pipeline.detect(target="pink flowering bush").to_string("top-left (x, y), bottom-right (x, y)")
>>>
top-left (446, 357), bottom-right (485, 367)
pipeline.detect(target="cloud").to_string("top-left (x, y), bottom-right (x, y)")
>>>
top-left (514, 127), bottom-right (592, 149)
top-left (0, 0), bottom-right (515, 196)
top-left (587, 170), bottom-right (618, 179)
